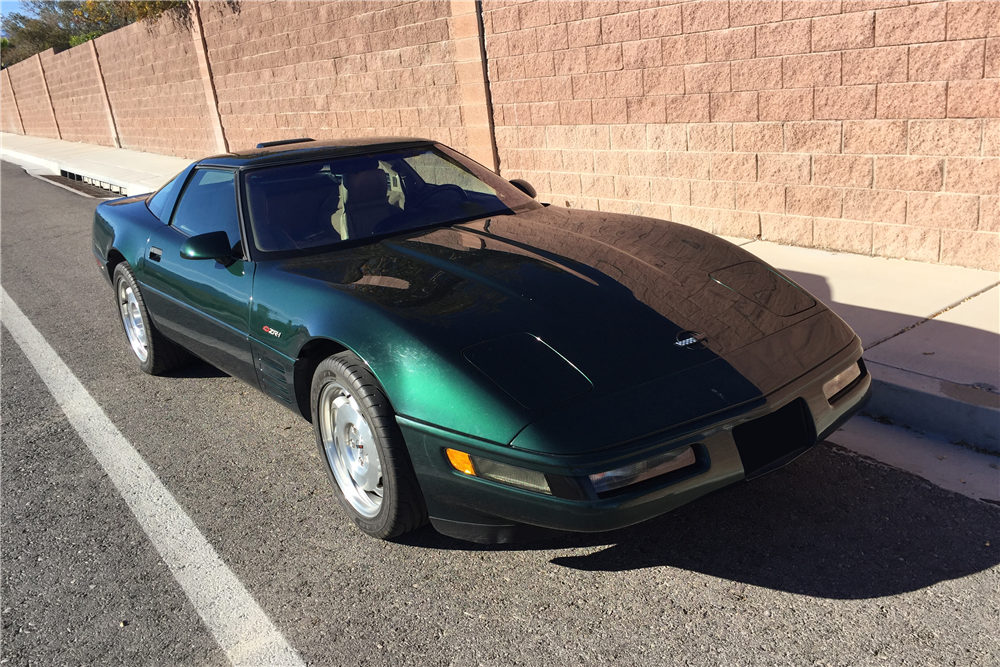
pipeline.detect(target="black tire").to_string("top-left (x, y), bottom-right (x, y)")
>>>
top-left (311, 352), bottom-right (427, 539)
top-left (112, 262), bottom-right (188, 375)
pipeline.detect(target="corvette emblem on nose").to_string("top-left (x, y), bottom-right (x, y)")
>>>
top-left (675, 331), bottom-right (707, 348)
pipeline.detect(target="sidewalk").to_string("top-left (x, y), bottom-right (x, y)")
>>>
top-left (3, 132), bottom-right (998, 452)
top-left (0, 133), bottom-right (189, 196)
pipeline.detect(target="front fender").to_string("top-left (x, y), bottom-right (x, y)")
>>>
top-left (250, 263), bottom-right (531, 445)
top-left (92, 195), bottom-right (161, 282)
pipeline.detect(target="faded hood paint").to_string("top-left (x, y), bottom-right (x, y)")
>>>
top-left (260, 206), bottom-right (854, 453)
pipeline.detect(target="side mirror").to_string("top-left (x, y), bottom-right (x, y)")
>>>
top-left (180, 231), bottom-right (232, 261)
top-left (509, 178), bottom-right (537, 199)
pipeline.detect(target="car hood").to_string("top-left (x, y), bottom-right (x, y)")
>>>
top-left (272, 206), bottom-right (853, 452)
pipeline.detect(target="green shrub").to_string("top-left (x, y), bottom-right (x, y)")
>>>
top-left (69, 31), bottom-right (101, 47)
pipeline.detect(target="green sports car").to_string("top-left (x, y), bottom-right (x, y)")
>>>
top-left (92, 138), bottom-right (871, 544)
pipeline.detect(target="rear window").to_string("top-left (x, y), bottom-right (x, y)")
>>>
top-left (243, 146), bottom-right (534, 253)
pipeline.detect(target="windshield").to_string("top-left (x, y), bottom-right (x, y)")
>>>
top-left (243, 145), bottom-right (536, 254)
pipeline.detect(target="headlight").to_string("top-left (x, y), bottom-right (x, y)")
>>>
top-left (822, 362), bottom-right (862, 403)
top-left (589, 445), bottom-right (697, 494)
top-left (445, 449), bottom-right (551, 495)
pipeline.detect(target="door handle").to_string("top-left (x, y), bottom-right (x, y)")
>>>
top-left (148, 247), bottom-right (162, 262)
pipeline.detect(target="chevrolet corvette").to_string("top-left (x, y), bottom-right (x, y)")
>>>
top-left (92, 138), bottom-right (870, 543)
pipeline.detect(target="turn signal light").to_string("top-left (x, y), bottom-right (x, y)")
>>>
top-left (444, 449), bottom-right (551, 495)
top-left (445, 448), bottom-right (475, 475)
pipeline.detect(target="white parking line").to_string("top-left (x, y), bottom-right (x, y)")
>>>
top-left (1, 289), bottom-right (304, 667)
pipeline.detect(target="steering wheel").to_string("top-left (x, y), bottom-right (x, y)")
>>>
top-left (408, 183), bottom-right (470, 207)
top-left (371, 211), bottom-right (412, 236)
top-left (294, 227), bottom-right (341, 248)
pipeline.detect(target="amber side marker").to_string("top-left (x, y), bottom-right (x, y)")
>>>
top-left (445, 448), bottom-right (476, 476)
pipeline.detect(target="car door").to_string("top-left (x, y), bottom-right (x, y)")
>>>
top-left (139, 167), bottom-right (258, 386)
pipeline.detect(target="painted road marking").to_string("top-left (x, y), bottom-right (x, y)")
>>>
top-left (1, 289), bottom-right (304, 667)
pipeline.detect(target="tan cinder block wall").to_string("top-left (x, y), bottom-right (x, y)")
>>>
top-left (40, 46), bottom-right (116, 146)
top-left (1, 70), bottom-right (24, 134)
top-left (482, 0), bottom-right (999, 271)
top-left (4, 54), bottom-right (60, 139)
top-left (5, 0), bottom-right (996, 270)
top-left (95, 16), bottom-right (219, 158)
top-left (198, 0), bottom-right (494, 166)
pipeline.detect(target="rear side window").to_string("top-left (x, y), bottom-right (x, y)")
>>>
top-left (147, 171), bottom-right (184, 221)
top-left (170, 169), bottom-right (241, 247)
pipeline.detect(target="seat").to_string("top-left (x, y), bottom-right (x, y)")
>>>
top-left (247, 185), bottom-right (292, 251)
top-left (317, 183), bottom-right (348, 240)
top-left (248, 178), bottom-right (343, 250)
top-left (344, 169), bottom-right (400, 238)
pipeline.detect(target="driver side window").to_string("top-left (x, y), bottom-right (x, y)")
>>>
top-left (171, 169), bottom-right (242, 251)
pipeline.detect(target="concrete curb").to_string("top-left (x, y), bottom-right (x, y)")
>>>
top-left (22, 168), bottom-right (114, 199)
top-left (0, 146), bottom-right (61, 174)
top-left (0, 145), bottom-right (146, 196)
top-left (866, 361), bottom-right (1000, 455)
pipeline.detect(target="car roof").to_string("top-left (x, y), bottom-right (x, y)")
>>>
top-left (198, 137), bottom-right (436, 169)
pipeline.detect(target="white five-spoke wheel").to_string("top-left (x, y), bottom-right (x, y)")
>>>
top-left (311, 352), bottom-right (427, 539)
top-left (118, 280), bottom-right (149, 363)
top-left (319, 381), bottom-right (383, 518)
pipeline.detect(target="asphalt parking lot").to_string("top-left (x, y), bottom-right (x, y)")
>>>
top-left (2, 159), bottom-right (998, 666)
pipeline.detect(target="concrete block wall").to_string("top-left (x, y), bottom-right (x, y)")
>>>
top-left (2, 0), bottom-right (995, 270)
top-left (198, 0), bottom-right (494, 166)
top-left (1, 70), bottom-right (23, 134)
top-left (4, 54), bottom-right (60, 139)
top-left (39, 45), bottom-right (116, 147)
top-left (94, 16), bottom-right (219, 158)
top-left (482, 0), bottom-right (999, 271)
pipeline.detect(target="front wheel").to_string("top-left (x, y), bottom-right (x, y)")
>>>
top-left (112, 262), bottom-right (187, 375)
top-left (311, 352), bottom-right (427, 539)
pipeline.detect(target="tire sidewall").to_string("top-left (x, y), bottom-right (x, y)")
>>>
top-left (112, 262), bottom-right (156, 375)
top-left (310, 357), bottom-right (399, 538)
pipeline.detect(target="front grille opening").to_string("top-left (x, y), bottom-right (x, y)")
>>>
top-left (733, 398), bottom-right (816, 480)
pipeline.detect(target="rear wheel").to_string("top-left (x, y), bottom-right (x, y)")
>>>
top-left (112, 262), bottom-right (187, 375)
top-left (311, 352), bottom-right (427, 539)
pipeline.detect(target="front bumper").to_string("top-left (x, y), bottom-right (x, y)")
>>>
top-left (399, 336), bottom-right (871, 544)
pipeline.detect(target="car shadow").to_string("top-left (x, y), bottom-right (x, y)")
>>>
top-left (399, 271), bottom-right (999, 598)
top-left (780, 269), bottom-right (999, 394)
top-left (163, 358), bottom-right (230, 379)
top-left (400, 442), bottom-right (1000, 600)
top-left (781, 270), bottom-right (923, 349)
